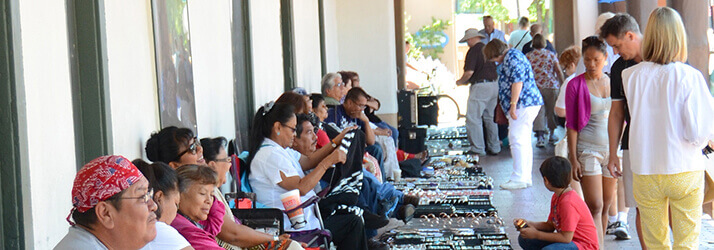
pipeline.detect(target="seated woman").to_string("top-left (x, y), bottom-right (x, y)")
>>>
top-left (172, 165), bottom-right (225, 249)
top-left (133, 160), bottom-right (193, 250)
top-left (247, 102), bottom-right (368, 250)
top-left (146, 127), bottom-right (301, 249)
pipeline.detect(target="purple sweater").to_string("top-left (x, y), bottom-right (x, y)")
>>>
top-left (171, 198), bottom-right (226, 250)
top-left (565, 74), bottom-right (591, 132)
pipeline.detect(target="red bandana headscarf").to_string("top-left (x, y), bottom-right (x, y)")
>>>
top-left (67, 155), bottom-right (144, 225)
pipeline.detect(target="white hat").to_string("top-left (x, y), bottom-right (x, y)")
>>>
top-left (459, 28), bottom-right (486, 43)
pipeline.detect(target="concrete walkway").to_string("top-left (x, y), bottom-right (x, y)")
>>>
top-left (482, 128), bottom-right (714, 249)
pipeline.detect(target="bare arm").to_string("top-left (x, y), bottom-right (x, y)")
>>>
top-left (606, 100), bottom-right (626, 177)
top-left (217, 216), bottom-right (277, 248)
top-left (567, 128), bottom-right (582, 182)
top-left (555, 107), bottom-right (566, 118)
top-left (456, 70), bottom-right (475, 86)
top-left (555, 63), bottom-right (565, 84)
top-left (279, 151), bottom-right (344, 196)
top-left (508, 82), bottom-right (523, 119)
top-left (298, 126), bottom-right (356, 171)
top-left (359, 112), bottom-right (376, 145)
top-left (534, 230), bottom-right (575, 243)
top-left (528, 220), bottom-right (556, 232)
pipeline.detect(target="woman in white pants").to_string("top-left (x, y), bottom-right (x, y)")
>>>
top-left (484, 39), bottom-right (544, 190)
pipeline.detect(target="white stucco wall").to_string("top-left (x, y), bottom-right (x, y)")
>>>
top-left (574, 0), bottom-right (598, 42)
top-left (334, 0), bottom-right (398, 114)
top-left (322, 0), bottom-right (340, 73)
top-left (250, 0), bottom-right (285, 109)
top-left (189, 0), bottom-right (236, 139)
top-left (293, 0), bottom-right (322, 94)
top-left (105, 0), bottom-right (160, 160)
top-left (17, 0), bottom-right (76, 248)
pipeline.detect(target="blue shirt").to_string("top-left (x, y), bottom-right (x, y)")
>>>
top-left (325, 105), bottom-right (366, 131)
top-left (497, 49), bottom-right (543, 113)
top-left (479, 29), bottom-right (506, 44)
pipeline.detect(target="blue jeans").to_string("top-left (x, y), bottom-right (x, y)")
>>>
top-left (358, 170), bottom-right (402, 239)
top-left (518, 235), bottom-right (578, 250)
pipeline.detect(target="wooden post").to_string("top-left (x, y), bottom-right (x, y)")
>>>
top-left (394, 0), bottom-right (405, 90)
top-left (671, 0), bottom-right (710, 88)
top-left (552, 0), bottom-right (574, 54)
top-left (626, 0), bottom-right (660, 31)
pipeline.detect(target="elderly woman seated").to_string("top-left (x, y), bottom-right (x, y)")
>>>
top-left (247, 102), bottom-right (368, 250)
top-left (172, 165), bottom-right (224, 249)
top-left (145, 127), bottom-right (303, 249)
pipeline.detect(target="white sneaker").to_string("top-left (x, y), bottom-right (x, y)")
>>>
top-left (612, 221), bottom-right (631, 240)
top-left (500, 180), bottom-right (528, 190)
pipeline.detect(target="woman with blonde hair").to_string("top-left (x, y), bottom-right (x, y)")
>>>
top-left (622, 7), bottom-right (714, 249)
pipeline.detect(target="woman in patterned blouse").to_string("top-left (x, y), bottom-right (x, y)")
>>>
top-left (484, 39), bottom-right (544, 190)
top-left (526, 34), bottom-right (565, 148)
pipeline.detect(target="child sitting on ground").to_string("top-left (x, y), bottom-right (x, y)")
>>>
top-left (514, 156), bottom-right (598, 250)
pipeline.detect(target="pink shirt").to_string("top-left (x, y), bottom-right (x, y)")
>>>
top-left (171, 198), bottom-right (226, 250)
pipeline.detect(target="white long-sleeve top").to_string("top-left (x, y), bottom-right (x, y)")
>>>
top-left (622, 61), bottom-right (714, 175)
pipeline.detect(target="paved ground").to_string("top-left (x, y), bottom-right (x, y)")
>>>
top-left (483, 127), bottom-right (714, 249)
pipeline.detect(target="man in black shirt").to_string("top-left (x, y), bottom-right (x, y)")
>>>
top-left (456, 28), bottom-right (500, 155)
top-left (600, 13), bottom-right (643, 243)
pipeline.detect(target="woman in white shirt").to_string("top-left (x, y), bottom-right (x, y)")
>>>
top-left (247, 102), bottom-right (368, 250)
top-left (133, 160), bottom-right (192, 250)
top-left (621, 7), bottom-right (714, 249)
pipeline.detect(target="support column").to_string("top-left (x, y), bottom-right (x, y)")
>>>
top-left (626, 0), bottom-right (659, 31)
top-left (671, 0), bottom-right (710, 87)
top-left (552, 0), bottom-right (574, 53)
top-left (394, 0), bottom-right (405, 90)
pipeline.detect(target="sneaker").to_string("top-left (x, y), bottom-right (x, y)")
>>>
top-left (612, 221), bottom-right (631, 240)
top-left (500, 180), bottom-right (528, 190)
top-left (549, 133), bottom-right (558, 143)
top-left (606, 221), bottom-right (618, 235)
top-left (536, 137), bottom-right (546, 148)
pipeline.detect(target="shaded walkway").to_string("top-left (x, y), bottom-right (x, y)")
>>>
top-left (481, 127), bottom-right (714, 249)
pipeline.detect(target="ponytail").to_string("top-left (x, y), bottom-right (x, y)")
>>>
top-left (246, 102), bottom-right (295, 175)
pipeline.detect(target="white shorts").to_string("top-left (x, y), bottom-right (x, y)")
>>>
top-left (578, 149), bottom-right (613, 178)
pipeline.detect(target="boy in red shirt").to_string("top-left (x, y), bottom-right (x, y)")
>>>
top-left (515, 156), bottom-right (599, 250)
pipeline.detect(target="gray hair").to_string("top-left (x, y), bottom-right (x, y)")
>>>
top-left (321, 73), bottom-right (341, 96)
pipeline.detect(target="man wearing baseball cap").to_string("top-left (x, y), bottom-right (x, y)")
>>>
top-left (456, 28), bottom-right (501, 156)
top-left (55, 155), bottom-right (158, 250)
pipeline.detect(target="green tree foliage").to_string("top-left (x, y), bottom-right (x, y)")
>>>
top-left (457, 0), bottom-right (511, 23)
top-left (405, 16), bottom-right (452, 60)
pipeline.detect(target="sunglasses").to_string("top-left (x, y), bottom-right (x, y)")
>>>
top-left (174, 137), bottom-right (200, 161)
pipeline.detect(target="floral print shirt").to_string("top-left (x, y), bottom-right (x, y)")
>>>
top-left (526, 49), bottom-right (560, 89)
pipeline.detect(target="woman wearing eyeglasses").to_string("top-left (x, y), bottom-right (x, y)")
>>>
top-left (247, 102), bottom-right (368, 250)
top-left (133, 159), bottom-right (193, 250)
top-left (146, 127), bottom-right (305, 250)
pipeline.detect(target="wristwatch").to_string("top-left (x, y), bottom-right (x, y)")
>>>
top-left (273, 235), bottom-right (280, 242)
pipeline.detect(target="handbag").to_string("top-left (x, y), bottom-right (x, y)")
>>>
top-left (494, 102), bottom-right (509, 125)
top-left (704, 169), bottom-right (714, 203)
top-left (704, 145), bottom-right (714, 203)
